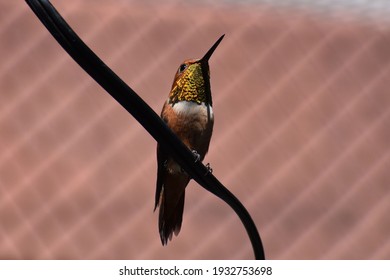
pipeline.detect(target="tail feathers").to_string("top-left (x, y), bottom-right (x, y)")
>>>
top-left (156, 173), bottom-right (189, 245)
top-left (159, 191), bottom-right (185, 245)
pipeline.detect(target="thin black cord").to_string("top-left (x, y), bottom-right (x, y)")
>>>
top-left (25, 0), bottom-right (265, 260)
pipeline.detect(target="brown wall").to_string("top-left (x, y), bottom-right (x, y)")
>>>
top-left (0, 0), bottom-right (389, 259)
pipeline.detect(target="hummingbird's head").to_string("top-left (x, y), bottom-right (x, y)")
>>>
top-left (168, 35), bottom-right (224, 107)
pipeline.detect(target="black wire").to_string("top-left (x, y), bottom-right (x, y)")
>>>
top-left (25, 0), bottom-right (265, 260)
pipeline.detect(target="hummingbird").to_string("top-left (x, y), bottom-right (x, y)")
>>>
top-left (154, 35), bottom-right (224, 245)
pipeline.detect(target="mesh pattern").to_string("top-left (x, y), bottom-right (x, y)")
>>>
top-left (0, 0), bottom-right (389, 259)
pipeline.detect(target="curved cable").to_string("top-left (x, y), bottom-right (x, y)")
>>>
top-left (25, 0), bottom-right (265, 260)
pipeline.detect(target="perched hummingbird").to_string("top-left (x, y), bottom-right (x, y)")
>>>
top-left (154, 35), bottom-right (224, 245)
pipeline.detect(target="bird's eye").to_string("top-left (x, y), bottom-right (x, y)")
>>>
top-left (178, 63), bottom-right (187, 73)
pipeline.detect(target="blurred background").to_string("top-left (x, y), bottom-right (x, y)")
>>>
top-left (1, 0), bottom-right (390, 259)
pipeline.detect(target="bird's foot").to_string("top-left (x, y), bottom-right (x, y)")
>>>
top-left (205, 163), bottom-right (213, 175)
top-left (191, 150), bottom-right (201, 162)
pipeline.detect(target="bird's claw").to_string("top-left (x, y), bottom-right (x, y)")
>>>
top-left (191, 150), bottom-right (201, 162)
top-left (205, 163), bottom-right (213, 175)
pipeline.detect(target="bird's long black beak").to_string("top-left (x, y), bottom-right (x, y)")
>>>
top-left (201, 34), bottom-right (225, 63)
